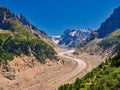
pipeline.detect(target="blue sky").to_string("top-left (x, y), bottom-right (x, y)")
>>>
top-left (0, 0), bottom-right (120, 36)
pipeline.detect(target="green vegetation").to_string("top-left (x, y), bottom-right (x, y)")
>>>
top-left (0, 19), bottom-right (55, 64)
top-left (58, 50), bottom-right (120, 90)
top-left (98, 29), bottom-right (120, 50)
top-left (9, 20), bottom-right (35, 40)
top-left (77, 42), bottom-right (87, 49)
top-left (0, 6), bottom-right (56, 64)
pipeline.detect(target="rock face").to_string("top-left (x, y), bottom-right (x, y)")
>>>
top-left (76, 6), bottom-right (120, 58)
top-left (0, 6), bottom-right (17, 30)
top-left (87, 6), bottom-right (120, 41)
top-left (16, 14), bottom-right (49, 39)
top-left (0, 6), bottom-right (57, 80)
top-left (16, 14), bottom-right (55, 46)
top-left (58, 29), bottom-right (91, 48)
top-left (98, 6), bottom-right (120, 38)
top-left (75, 29), bottom-right (120, 59)
top-left (0, 6), bottom-right (50, 40)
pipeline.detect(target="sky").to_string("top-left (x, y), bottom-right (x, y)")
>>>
top-left (0, 0), bottom-right (120, 36)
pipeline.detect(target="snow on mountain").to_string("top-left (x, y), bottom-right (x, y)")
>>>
top-left (70, 31), bottom-right (77, 36)
top-left (51, 36), bottom-right (61, 44)
top-left (58, 29), bottom-right (91, 49)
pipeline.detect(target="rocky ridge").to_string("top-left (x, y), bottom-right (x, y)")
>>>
top-left (87, 6), bottom-right (120, 41)
top-left (58, 29), bottom-right (91, 49)
top-left (75, 6), bottom-right (120, 58)
top-left (16, 14), bottom-right (49, 39)
top-left (0, 5), bottom-right (57, 80)
top-left (16, 14), bottom-right (55, 46)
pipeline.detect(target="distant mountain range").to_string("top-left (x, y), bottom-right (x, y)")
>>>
top-left (52, 29), bottom-right (91, 49)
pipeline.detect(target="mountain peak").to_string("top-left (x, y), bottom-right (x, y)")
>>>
top-left (113, 6), bottom-right (120, 13)
top-left (0, 5), bottom-right (56, 64)
top-left (0, 5), bottom-right (16, 20)
top-left (16, 13), bottom-right (51, 43)
top-left (0, 6), bottom-right (16, 30)
top-left (98, 6), bottom-right (120, 38)
top-left (16, 13), bottom-right (32, 27)
top-left (87, 6), bottom-right (120, 41)
top-left (58, 29), bottom-right (91, 48)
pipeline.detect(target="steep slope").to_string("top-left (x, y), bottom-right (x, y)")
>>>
top-left (75, 29), bottom-right (120, 58)
top-left (59, 50), bottom-right (120, 90)
top-left (98, 29), bottom-right (120, 54)
top-left (74, 30), bottom-right (120, 59)
top-left (75, 6), bottom-right (120, 58)
top-left (58, 29), bottom-right (90, 48)
top-left (87, 6), bottom-right (120, 41)
top-left (16, 14), bottom-right (55, 46)
top-left (58, 6), bottom-right (120, 90)
top-left (16, 13), bottom-right (48, 39)
top-left (0, 6), bottom-right (56, 64)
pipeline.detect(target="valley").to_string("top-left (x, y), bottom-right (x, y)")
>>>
top-left (0, 3), bottom-right (120, 90)
top-left (0, 48), bottom-right (102, 90)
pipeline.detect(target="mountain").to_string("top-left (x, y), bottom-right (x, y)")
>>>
top-left (0, 6), bottom-right (16, 30)
top-left (98, 29), bottom-right (120, 54)
top-left (59, 6), bottom-right (120, 90)
top-left (87, 6), bottom-right (120, 41)
top-left (0, 6), bottom-right (57, 81)
top-left (58, 29), bottom-right (91, 49)
top-left (75, 6), bottom-right (120, 58)
top-left (16, 14), bottom-right (55, 46)
top-left (0, 6), bottom-right (56, 64)
top-left (51, 36), bottom-right (61, 44)
top-left (16, 13), bottom-right (49, 39)
top-left (75, 29), bottom-right (120, 59)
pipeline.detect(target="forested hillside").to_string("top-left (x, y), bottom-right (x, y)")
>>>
top-left (0, 6), bottom-right (56, 64)
top-left (59, 50), bottom-right (120, 90)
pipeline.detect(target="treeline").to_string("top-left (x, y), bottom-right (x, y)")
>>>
top-left (58, 50), bottom-right (120, 90)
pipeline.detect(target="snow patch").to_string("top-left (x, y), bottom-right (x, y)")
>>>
top-left (70, 31), bottom-right (76, 36)
top-left (51, 36), bottom-right (61, 44)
